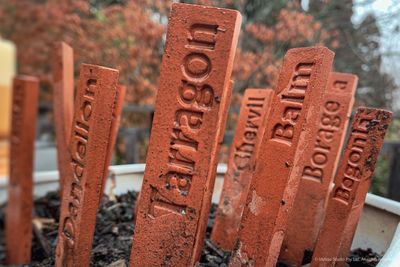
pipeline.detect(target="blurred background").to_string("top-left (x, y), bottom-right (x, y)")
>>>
top-left (0, 0), bottom-right (399, 200)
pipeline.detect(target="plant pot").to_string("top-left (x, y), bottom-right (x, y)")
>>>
top-left (1, 163), bottom-right (399, 266)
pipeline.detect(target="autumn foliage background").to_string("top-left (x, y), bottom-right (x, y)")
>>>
top-left (2, 0), bottom-right (397, 107)
top-left (1, 0), bottom-right (397, 108)
top-left (0, 0), bottom-right (399, 195)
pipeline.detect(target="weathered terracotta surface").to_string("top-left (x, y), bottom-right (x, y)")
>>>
top-left (6, 75), bottom-right (39, 264)
top-left (229, 47), bottom-right (334, 267)
top-left (53, 42), bottom-right (74, 197)
top-left (55, 64), bottom-right (119, 267)
top-left (211, 88), bottom-right (274, 251)
top-left (100, 84), bottom-right (126, 200)
top-left (195, 79), bottom-right (234, 257)
top-left (130, 3), bottom-right (241, 266)
top-left (280, 72), bottom-right (358, 266)
top-left (132, 81), bottom-right (233, 225)
top-left (311, 107), bottom-right (392, 267)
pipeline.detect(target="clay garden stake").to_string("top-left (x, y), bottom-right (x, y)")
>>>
top-left (196, 79), bottom-right (234, 254)
top-left (53, 42), bottom-right (74, 198)
top-left (100, 84), bottom-right (126, 201)
top-left (211, 88), bottom-right (274, 251)
top-left (132, 78), bottom-right (228, 220)
top-left (311, 107), bottom-right (392, 267)
top-left (280, 72), bottom-right (358, 266)
top-left (6, 75), bottom-right (39, 264)
top-left (130, 3), bottom-right (241, 266)
top-left (132, 80), bottom-right (233, 226)
top-left (55, 64), bottom-right (119, 267)
top-left (229, 47), bottom-right (334, 267)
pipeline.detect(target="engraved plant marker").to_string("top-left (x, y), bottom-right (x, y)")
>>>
top-left (55, 64), bottom-right (119, 267)
top-left (6, 75), bottom-right (39, 264)
top-left (211, 88), bottom-right (274, 251)
top-left (53, 42), bottom-right (74, 198)
top-left (132, 80), bottom-right (233, 225)
top-left (280, 72), bottom-right (358, 266)
top-left (130, 3), bottom-right (241, 266)
top-left (311, 107), bottom-right (392, 267)
top-left (52, 42), bottom-right (123, 204)
top-left (229, 47), bottom-right (334, 267)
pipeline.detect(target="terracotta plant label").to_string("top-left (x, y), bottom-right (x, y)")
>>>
top-left (311, 107), bottom-right (392, 267)
top-left (280, 72), bottom-right (358, 266)
top-left (107, 84), bottom-right (125, 167)
top-left (53, 42), bottom-right (74, 197)
top-left (55, 64), bottom-right (119, 267)
top-left (230, 47), bottom-right (334, 267)
top-left (6, 75), bottom-right (39, 264)
top-left (194, 79), bottom-right (234, 257)
top-left (130, 3), bottom-right (241, 266)
top-left (100, 84), bottom-right (126, 200)
top-left (211, 88), bottom-right (274, 251)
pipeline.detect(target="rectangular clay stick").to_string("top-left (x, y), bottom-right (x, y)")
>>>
top-left (211, 88), bottom-right (274, 251)
top-left (130, 3), bottom-right (241, 266)
top-left (53, 42), bottom-right (74, 197)
top-left (6, 75), bottom-right (39, 264)
top-left (229, 46), bottom-right (334, 267)
top-left (311, 107), bottom-right (392, 267)
top-left (55, 64), bottom-right (119, 267)
top-left (280, 72), bottom-right (358, 266)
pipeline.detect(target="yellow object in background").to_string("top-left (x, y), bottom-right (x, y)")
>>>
top-left (0, 39), bottom-right (16, 176)
top-left (0, 141), bottom-right (7, 176)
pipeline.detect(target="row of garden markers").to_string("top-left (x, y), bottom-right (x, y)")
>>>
top-left (5, 3), bottom-right (392, 267)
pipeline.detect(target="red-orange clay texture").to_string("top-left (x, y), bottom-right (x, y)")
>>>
top-left (280, 72), bottom-right (358, 266)
top-left (6, 75), bottom-right (39, 264)
top-left (130, 3), bottom-right (241, 267)
top-left (55, 64), bottom-right (119, 267)
top-left (200, 79), bottom-right (234, 255)
top-left (211, 88), bottom-right (274, 251)
top-left (53, 42), bottom-right (74, 198)
top-left (100, 84), bottom-right (126, 201)
top-left (311, 107), bottom-right (392, 267)
top-left (229, 47), bottom-right (334, 267)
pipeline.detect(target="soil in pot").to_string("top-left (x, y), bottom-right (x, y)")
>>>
top-left (0, 191), bottom-right (382, 267)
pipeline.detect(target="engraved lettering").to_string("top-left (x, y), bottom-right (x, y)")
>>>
top-left (149, 187), bottom-right (187, 218)
top-left (187, 24), bottom-right (218, 50)
top-left (233, 97), bottom-right (265, 171)
top-left (272, 63), bottom-right (314, 145)
top-left (179, 81), bottom-right (214, 109)
top-left (182, 53), bottom-right (211, 82)
top-left (160, 22), bottom-right (220, 205)
top-left (303, 166), bottom-right (323, 181)
top-left (272, 107), bottom-right (301, 144)
top-left (61, 78), bottom-right (97, 247)
top-left (302, 101), bottom-right (341, 182)
top-left (333, 81), bottom-right (347, 90)
top-left (333, 130), bottom-right (368, 204)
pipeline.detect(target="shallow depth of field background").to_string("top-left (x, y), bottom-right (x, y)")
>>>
top-left (0, 0), bottom-right (399, 200)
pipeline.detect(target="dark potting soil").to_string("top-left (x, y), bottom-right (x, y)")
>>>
top-left (0, 191), bottom-right (382, 267)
